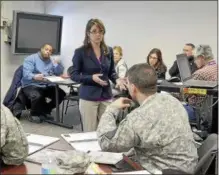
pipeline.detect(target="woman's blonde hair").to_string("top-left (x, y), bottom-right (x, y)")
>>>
top-left (113, 46), bottom-right (123, 56)
top-left (83, 18), bottom-right (109, 55)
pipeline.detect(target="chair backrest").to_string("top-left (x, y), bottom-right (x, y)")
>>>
top-left (67, 66), bottom-right (74, 76)
top-left (194, 134), bottom-right (218, 175)
top-left (3, 65), bottom-right (23, 109)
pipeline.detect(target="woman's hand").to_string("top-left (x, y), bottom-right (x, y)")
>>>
top-left (115, 78), bottom-right (128, 91)
top-left (92, 74), bottom-right (108, 86)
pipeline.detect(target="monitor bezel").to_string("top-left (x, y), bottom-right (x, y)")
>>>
top-left (12, 11), bottom-right (63, 55)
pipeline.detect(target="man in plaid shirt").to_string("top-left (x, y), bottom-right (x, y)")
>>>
top-left (189, 45), bottom-right (218, 133)
top-left (97, 63), bottom-right (198, 174)
top-left (188, 45), bottom-right (218, 105)
top-left (192, 45), bottom-right (217, 81)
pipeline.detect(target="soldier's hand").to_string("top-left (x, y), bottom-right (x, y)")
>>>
top-left (110, 97), bottom-right (132, 109)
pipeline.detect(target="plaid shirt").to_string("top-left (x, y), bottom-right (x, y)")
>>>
top-left (192, 60), bottom-right (218, 81)
top-left (188, 60), bottom-right (218, 105)
top-left (97, 93), bottom-right (198, 174)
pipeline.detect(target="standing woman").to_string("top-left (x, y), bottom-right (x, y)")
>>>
top-left (146, 48), bottom-right (167, 79)
top-left (71, 19), bottom-right (125, 132)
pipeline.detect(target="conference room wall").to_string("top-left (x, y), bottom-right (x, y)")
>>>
top-left (1, 1), bottom-right (45, 102)
top-left (46, 1), bottom-right (217, 77)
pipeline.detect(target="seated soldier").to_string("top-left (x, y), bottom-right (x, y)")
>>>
top-left (1, 104), bottom-right (28, 165)
top-left (97, 63), bottom-right (198, 174)
top-left (21, 43), bottom-right (66, 123)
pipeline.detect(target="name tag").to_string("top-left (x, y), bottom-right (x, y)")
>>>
top-left (183, 88), bottom-right (207, 95)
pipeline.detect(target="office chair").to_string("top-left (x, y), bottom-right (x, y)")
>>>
top-left (162, 134), bottom-right (218, 175)
top-left (194, 133), bottom-right (218, 175)
top-left (61, 66), bottom-right (83, 131)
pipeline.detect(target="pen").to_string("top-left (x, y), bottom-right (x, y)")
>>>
top-left (70, 139), bottom-right (98, 143)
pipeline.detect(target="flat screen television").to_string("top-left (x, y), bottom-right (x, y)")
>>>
top-left (12, 11), bottom-right (63, 55)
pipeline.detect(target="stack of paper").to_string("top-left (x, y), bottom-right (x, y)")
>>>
top-left (44, 76), bottom-right (65, 82)
top-left (26, 133), bottom-right (60, 155)
top-left (27, 134), bottom-right (60, 147)
top-left (61, 132), bottom-right (101, 152)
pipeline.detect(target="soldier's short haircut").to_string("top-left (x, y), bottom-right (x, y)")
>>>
top-left (127, 63), bottom-right (157, 94)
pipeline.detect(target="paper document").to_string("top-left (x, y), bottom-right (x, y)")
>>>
top-left (44, 76), bottom-right (65, 82)
top-left (28, 145), bottom-right (43, 155)
top-left (173, 82), bottom-right (183, 85)
top-left (61, 132), bottom-right (98, 143)
top-left (88, 151), bottom-right (123, 165)
top-left (27, 134), bottom-right (59, 147)
top-left (70, 141), bottom-right (101, 152)
top-left (61, 132), bottom-right (100, 152)
top-left (85, 162), bottom-right (112, 174)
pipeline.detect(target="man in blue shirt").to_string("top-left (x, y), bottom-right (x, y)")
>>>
top-left (21, 44), bottom-right (66, 123)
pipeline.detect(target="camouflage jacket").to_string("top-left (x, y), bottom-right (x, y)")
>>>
top-left (97, 93), bottom-right (198, 174)
top-left (1, 104), bottom-right (28, 165)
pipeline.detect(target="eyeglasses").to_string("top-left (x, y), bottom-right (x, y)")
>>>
top-left (90, 30), bottom-right (104, 35)
top-left (149, 56), bottom-right (158, 60)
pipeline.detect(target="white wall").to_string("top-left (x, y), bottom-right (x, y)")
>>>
top-left (1, 1), bottom-right (45, 102)
top-left (1, 1), bottom-right (217, 102)
top-left (45, 1), bottom-right (217, 75)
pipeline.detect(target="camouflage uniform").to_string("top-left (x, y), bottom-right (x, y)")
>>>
top-left (1, 105), bottom-right (28, 165)
top-left (97, 93), bottom-right (198, 174)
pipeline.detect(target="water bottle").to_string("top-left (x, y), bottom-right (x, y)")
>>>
top-left (41, 152), bottom-right (57, 174)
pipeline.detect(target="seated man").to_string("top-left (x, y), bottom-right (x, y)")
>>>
top-left (193, 44), bottom-right (217, 81)
top-left (97, 63), bottom-right (198, 174)
top-left (21, 44), bottom-right (66, 123)
top-left (190, 45), bottom-right (218, 133)
top-left (1, 104), bottom-right (28, 165)
top-left (169, 43), bottom-right (197, 79)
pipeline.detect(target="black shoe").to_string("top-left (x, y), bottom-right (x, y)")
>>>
top-left (21, 110), bottom-right (43, 123)
top-left (20, 109), bottom-right (31, 119)
top-left (39, 114), bottom-right (54, 121)
top-left (29, 116), bottom-right (43, 123)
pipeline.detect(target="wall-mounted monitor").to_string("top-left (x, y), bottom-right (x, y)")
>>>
top-left (12, 11), bottom-right (63, 55)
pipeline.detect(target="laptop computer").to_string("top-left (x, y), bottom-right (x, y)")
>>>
top-left (176, 54), bottom-right (218, 89)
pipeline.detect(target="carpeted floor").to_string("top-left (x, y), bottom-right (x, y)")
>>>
top-left (20, 100), bottom-right (82, 138)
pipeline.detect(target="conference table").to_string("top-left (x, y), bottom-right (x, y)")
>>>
top-left (38, 78), bottom-right (218, 130)
top-left (158, 80), bottom-right (218, 133)
top-left (36, 78), bottom-right (80, 129)
top-left (1, 138), bottom-right (128, 174)
top-left (157, 80), bottom-right (218, 96)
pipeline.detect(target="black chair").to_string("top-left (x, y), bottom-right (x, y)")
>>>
top-left (162, 134), bottom-right (217, 175)
top-left (194, 133), bottom-right (218, 175)
top-left (190, 95), bottom-right (218, 140)
top-left (61, 66), bottom-right (83, 131)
